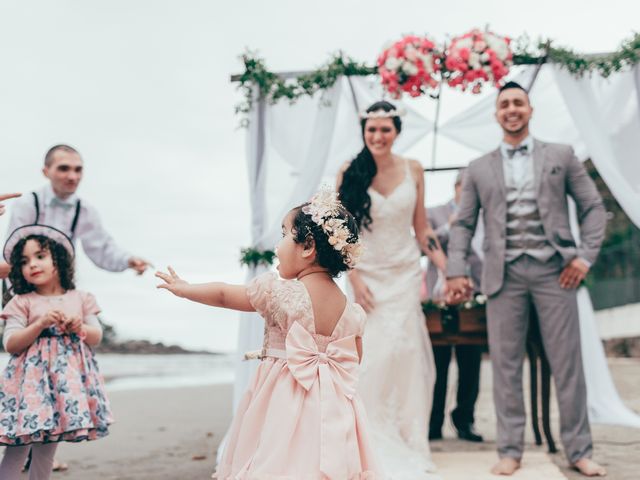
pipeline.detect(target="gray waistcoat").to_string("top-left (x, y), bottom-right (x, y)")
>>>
top-left (503, 153), bottom-right (556, 263)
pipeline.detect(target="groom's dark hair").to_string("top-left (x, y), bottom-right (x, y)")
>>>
top-left (498, 81), bottom-right (528, 95)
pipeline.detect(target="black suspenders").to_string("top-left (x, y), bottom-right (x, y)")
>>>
top-left (32, 192), bottom-right (40, 224)
top-left (70, 200), bottom-right (82, 237)
top-left (32, 191), bottom-right (82, 238)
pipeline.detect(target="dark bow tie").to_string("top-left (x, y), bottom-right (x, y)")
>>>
top-left (506, 144), bottom-right (528, 159)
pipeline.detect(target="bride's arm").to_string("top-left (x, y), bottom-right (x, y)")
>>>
top-left (410, 160), bottom-right (447, 271)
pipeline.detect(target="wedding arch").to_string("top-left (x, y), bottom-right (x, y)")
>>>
top-left (228, 31), bottom-right (640, 429)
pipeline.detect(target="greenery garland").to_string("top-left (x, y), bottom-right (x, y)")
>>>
top-left (235, 33), bottom-right (640, 117)
top-left (240, 247), bottom-right (276, 268)
top-left (235, 53), bottom-right (376, 123)
top-left (514, 33), bottom-right (640, 77)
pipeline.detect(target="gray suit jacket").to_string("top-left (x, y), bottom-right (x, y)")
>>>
top-left (427, 201), bottom-right (483, 298)
top-left (446, 139), bottom-right (606, 296)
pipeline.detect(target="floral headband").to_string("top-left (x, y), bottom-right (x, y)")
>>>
top-left (358, 107), bottom-right (406, 120)
top-left (301, 187), bottom-right (364, 269)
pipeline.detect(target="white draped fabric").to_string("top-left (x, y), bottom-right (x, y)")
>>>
top-left (232, 76), bottom-right (435, 412)
top-left (233, 64), bottom-right (640, 434)
top-left (554, 65), bottom-right (640, 226)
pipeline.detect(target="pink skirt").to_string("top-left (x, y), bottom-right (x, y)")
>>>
top-left (214, 357), bottom-right (382, 480)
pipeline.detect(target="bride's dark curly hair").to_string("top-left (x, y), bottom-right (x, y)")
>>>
top-left (338, 101), bottom-right (402, 231)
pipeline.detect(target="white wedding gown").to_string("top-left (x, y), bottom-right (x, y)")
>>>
top-left (349, 160), bottom-right (441, 479)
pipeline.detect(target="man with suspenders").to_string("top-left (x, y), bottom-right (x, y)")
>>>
top-left (1, 144), bottom-right (149, 291)
top-left (1, 145), bottom-right (149, 472)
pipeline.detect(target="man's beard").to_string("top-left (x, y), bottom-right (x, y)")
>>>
top-left (503, 122), bottom-right (528, 136)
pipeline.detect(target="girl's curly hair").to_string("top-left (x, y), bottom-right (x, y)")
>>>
top-left (5, 235), bottom-right (75, 301)
top-left (290, 204), bottom-right (360, 278)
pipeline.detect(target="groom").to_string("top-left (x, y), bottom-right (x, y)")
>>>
top-left (446, 82), bottom-right (607, 477)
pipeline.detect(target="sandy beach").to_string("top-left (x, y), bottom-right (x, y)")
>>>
top-left (5, 357), bottom-right (639, 479)
top-left (54, 384), bottom-right (232, 480)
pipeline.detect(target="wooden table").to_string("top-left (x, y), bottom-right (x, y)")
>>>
top-left (425, 305), bottom-right (487, 347)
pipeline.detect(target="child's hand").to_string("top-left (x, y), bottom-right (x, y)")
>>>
top-left (38, 310), bottom-right (65, 331)
top-left (61, 316), bottom-right (83, 334)
top-left (156, 266), bottom-right (189, 297)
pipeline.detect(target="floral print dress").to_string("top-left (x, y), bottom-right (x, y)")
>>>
top-left (0, 290), bottom-right (113, 445)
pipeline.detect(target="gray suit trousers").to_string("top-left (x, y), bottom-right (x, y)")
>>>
top-left (487, 254), bottom-right (592, 463)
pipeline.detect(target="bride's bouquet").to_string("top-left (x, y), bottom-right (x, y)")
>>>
top-left (377, 35), bottom-right (441, 98)
top-left (445, 29), bottom-right (513, 93)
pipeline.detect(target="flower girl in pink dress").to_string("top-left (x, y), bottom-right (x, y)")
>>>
top-left (0, 225), bottom-right (112, 480)
top-left (156, 189), bottom-right (382, 479)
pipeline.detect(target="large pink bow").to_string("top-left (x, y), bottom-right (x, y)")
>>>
top-left (285, 321), bottom-right (360, 479)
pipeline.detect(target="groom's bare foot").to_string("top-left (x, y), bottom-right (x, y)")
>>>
top-left (491, 457), bottom-right (520, 476)
top-left (573, 458), bottom-right (606, 477)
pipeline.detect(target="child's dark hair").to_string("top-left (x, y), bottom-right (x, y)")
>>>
top-left (290, 204), bottom-right (360, 278)
top-left (6, 235), bottom-right (75, 298)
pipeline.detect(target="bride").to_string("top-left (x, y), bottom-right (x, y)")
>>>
top-left (337, 101), bottom-right (447, 479)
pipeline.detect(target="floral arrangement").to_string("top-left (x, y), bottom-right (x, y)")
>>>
top-left (302, 186), bottom-right (363, 268)
top-left (377, 35), bottom-right (441, 98)
top-left (445, 29), bottom-right (513, 93)
top-left (236, 33), bottom-right (640, 117)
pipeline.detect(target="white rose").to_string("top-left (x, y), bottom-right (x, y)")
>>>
top-left (456, 37), bottom-right (473, 50)
top-left (469, 53), bottom-right (481, 70)
top-left (402, 61), bottom-right (419, 76)
top-left (385, 56), bottom-right (402, 71)
top-left (420, 54), bottom-right (434, 73)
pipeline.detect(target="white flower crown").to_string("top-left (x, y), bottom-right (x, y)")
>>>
top-left (301, 186), bottom-right (363, 269)
top-left (358, 107), bottom-right (406, 120)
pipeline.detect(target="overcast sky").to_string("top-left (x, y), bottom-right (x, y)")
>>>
top-left (1, 0), bottom-right (638, 351)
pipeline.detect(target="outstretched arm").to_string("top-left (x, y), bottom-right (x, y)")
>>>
top-left (156, 267), bottom-right (255, 312)
top-left (0, 192), bottom-right (21, 216)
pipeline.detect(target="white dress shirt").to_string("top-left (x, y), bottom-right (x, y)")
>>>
top-left (6, 184), bottom-right (130, 272)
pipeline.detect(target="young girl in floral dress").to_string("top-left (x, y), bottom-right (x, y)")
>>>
top-left (156, 188), bottom-right (383, 479)
top-left (0, 225), bottom-right (112, 480)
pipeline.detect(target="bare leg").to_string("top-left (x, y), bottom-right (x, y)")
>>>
top-left (573, 458), bottom-right (607, 477)
top-left (491, 457), bottom-right (521, 476)
top-left (0, 445), bottom-right (31, 480)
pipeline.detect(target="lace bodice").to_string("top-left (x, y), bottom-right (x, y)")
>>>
top-left (358, 159), bottom-right (421, 271)
top-left (247, 273), bottom-right (366, 352)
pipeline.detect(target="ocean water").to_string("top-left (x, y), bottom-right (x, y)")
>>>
top-left (0, 352), bottom-right (236, 391)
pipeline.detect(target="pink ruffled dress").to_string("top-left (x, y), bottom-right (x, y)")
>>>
top-left (215, 272), bottom-right (383, 480)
